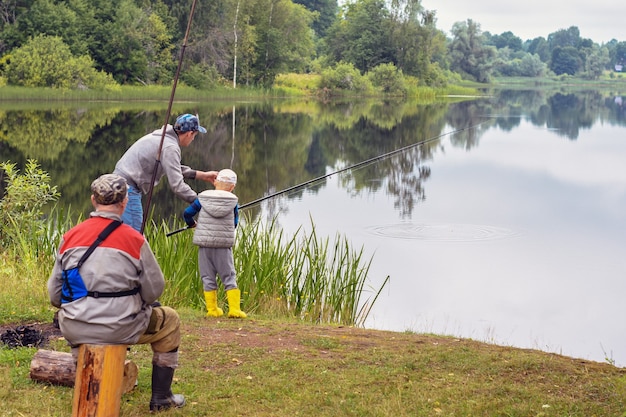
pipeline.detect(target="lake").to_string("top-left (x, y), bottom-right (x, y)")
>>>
top-left (1, 89), bottom-right (624, 366)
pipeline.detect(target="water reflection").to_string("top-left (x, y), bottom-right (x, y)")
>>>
top-left (1, 90), bottom-right (625, 365)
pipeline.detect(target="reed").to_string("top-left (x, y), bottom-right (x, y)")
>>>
top-left (0, 202), bottom-right (385, 327)
top-left (146, 220), bottom-right (204, 309)
top-left (150, 214), bottom-right (387, 326)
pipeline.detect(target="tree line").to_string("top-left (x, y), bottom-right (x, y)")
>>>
top-left (0, 0), bottom-right (624, 91)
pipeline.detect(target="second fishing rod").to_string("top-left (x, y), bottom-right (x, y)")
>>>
top-left (166, 122), bottom-right (485, 237)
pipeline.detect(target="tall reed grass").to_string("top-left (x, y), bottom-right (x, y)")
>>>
top-left (0, 205), bottom-right (386, 326)
top-left (150, 214), bottom-right (387, 327)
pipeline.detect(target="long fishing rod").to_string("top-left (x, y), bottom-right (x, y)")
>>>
top-left (166, 122), bottom-right (483, 237)
top-left (141, 0), bottom-right (199, 234)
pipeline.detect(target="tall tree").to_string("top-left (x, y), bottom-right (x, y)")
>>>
top-left (608, 41), bottom-right (626, 68)
top-left (240, 0), bottom-right (315, 86)
top-left (550, 46), bottom-right (581, 75)
top-left (547, 26), bottom-right (581, 50)
top-left (448, 19), bottom-right (495, 82)
top-left (580, 44), bottom-right (609, 79)
top-left (91, 0), bottom-right (174, 84)
top-left (388, 0), bottom-right (421, 74)
top-left (15, 0), bottom-right (89, 55)
top-left (486, 31), bottom-right (523, 52)
top-left (292, 0), bottom-right (338, 38)
top-left (0, 0), bottom-right (35, 53)
top-left (526, 36), bottom-right (550, 62)
top-left (325, 0), bottom-right (393, 73)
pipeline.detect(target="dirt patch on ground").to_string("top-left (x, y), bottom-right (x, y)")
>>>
top-left (181, 318), bottom-right (455, 360)
top-left (0, 317), bottom-right (418, 356)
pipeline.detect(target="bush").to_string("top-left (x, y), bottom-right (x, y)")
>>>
top-left (319, 62), bottom-right (372, 93)
top-left (0, 160), bottom-right (59, 248)
top-left (5, 34), bottom-right (118, 90)
top-left (181, 63), bottom-right (226, 90)
top-left (367, 63), bottom-right (407, 95)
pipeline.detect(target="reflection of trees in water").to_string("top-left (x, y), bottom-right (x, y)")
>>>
top-left (386, 155), bottom-right (431, 219)
top-left (445, 90), bottom-right (620, 145)
top-left (0, 109), bottom-right (110, 161)
top-left (316, 104), bottom-right (446, 218)
top-left (3, 91), bottom-right (624, 224)
top-left (446, 100), bottom-right (496, 150)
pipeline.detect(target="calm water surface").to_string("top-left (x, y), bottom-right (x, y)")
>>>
top-left (274, 116), bottom-right (626, 367)
top-left (2, 91), bottom-right (624, 366)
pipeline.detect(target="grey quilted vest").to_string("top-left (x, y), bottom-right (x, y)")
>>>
top-left (192, 190), bottom-right (238, 248)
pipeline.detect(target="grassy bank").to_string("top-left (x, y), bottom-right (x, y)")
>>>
top-left (1, 309), bottom-right (625, 416)
top-left (0, 76), bottom-right (479, 103)
top-left (0, 84), bottom-right (269, 102)
top-left (490, 73), bottom-right (626, 93)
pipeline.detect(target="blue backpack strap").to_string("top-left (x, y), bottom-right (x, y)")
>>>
top-left (61, 220), bottom-right (122, 304)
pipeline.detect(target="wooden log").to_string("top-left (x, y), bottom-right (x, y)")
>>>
top-left (72, 344), bottom-right (128, 417)
top-left (29, 349), bottom-right (138, 394)
top-left (30, 349), bottom-right (76, 387)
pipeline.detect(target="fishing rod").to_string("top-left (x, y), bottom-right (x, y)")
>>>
top-left (165, 123), bottom-right (483, 237)
top-left (141, 0), bottom-right (199, 234)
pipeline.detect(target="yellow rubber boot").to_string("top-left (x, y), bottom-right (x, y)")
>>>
top-left (203, 290), bottom-right (224, 317)
top-left (226, 289), bottom-right (247, 318)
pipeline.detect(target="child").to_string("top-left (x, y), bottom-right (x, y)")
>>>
top-left (183, 169), bottom-right (247, 318)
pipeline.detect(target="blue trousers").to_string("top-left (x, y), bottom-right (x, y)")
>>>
top-left (121, 186), bottom-right (143, 233)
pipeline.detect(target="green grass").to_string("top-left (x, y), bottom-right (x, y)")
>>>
top-left (0, 75), bottom-right (482, 103)
top-left (490, 73), bottom-right (626, 93)
top-left (0, 84), bottom-right (273, 102)
top-left (2, 311), bottom-right (624, 416)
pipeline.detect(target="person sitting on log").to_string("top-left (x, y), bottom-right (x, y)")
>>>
top-left (47, 173), bottom-right (185, 412)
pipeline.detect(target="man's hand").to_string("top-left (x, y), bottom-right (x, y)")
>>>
top-left (196, 170), bottom-right (218, 184)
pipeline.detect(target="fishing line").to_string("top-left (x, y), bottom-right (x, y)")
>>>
top-left (166, 120), bottom-right (489, 237)
top-left (240, 120), bottom-right (490, 210)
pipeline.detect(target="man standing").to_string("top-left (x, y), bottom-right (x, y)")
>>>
top-left (114, 113), bottom-right (218, 232)
top-left (48, 174), bottom-right (185, 412)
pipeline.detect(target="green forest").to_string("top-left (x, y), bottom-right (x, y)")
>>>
top-left (0, 0), bottom-right (625, 92)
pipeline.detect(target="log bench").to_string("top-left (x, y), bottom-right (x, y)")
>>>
top-left (30, 345), bottom-right (138, 417)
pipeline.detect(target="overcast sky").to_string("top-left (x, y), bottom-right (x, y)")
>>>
top-left (414, 0), bottom-right (625, 44)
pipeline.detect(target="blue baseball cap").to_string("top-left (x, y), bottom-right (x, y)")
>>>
top-left (174, 114), bottom-right (207, 133)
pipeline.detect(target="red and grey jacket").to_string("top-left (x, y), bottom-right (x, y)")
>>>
top-left (47, 211), bottom-right (165, 346)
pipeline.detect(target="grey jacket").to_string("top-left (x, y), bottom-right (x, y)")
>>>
top-left (47, 211), bottom-right (165, 346)
top-left (113, 124), bottom-right (198, 203)
top-left (193, 190), bottom-right (238, 248)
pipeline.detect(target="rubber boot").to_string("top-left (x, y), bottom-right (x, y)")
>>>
top-left (204, 290), bottom-right (224, 317)
top-left (226, 288), bottom-right (247, 318)
top-left (149, 364), bottom-right (185, 412)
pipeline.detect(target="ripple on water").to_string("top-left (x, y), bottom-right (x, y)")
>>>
top-left (366, 223), bottom-right (522, 242)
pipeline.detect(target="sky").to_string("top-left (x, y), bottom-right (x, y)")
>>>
top-left (414, 0), bottom-right (625, 44)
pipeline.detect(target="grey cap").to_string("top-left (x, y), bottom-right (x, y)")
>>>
top-left (91, 174), bottom-right (128, 205)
